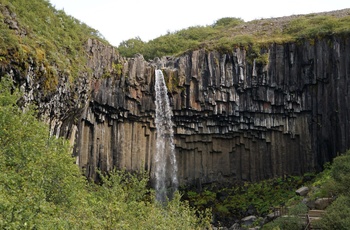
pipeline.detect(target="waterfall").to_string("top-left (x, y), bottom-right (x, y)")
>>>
top-left (154, 69), bottom-right (178, 203)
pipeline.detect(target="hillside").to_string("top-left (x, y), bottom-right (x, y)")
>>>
top-left (2, 0), bottom-right (350, 189)
top-left (0, 0), bottom-right (106, 92)
top-left (2, 0), bottom-right (350, 229)
top-left (2, 0), bottom-right (350, 74)
top-left (118, 8), bottom-right (350, 60)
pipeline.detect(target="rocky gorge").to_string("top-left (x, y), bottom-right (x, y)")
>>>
top-left (8, 36), bottom-right (349, 186)
top-left (2, 4), bottom-right (350, 186)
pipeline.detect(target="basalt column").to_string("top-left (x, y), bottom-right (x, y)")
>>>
top-left (73, 37), bottom-right (350, 186)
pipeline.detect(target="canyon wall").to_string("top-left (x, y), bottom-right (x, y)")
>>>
top-left (4, 36), bottom-right (350, 185)
top-left (74, 36), bottom-right (350, 185)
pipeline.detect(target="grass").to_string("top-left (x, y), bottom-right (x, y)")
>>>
top-left (118, 10), bottom-right (350, 60)
top-left (0, 0), bottom-right (107, 92)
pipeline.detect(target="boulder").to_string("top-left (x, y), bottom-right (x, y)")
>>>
top-left (303, 198), bottom-right (315, 209)
top-left (315, 198), bottom-right (333, 210)
top-left (241, 215), bottom-right (257, 226)
top-left (266, 210), bottom-right (280, 221)
top-left (229, 223), bottom-right (240, 230)
top-left (296, 186), bottom-right (309, 196)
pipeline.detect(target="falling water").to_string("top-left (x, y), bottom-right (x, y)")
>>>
top-left (154, 69), bottom-right (178, 203)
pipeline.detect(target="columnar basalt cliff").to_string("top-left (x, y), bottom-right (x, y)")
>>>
top-left (72, 36), bottom-right (350, 185)
top-left (3, 36), bottom-right (350, 185)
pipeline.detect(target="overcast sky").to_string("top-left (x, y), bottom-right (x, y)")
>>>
top-left (48, 0), bottom-right (350, 47)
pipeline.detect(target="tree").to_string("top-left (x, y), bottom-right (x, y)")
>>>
top-left (0, 76), bottom-right (89, 228)
top-left (118, 36), bottom-right (145, 57)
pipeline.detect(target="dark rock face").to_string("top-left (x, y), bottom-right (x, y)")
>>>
top-left (3, 36), bottom-right (350, 185)
top-left (72, 36), bottom-right (350, 185)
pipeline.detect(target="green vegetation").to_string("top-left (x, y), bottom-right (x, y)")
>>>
top-left (2, 0), bottom-right (349, 93)
top-left (0, 0), bottom-right (107, 91)
top-left (0, 76), bottom-right (211, 229)
top-left (2, 2), bottom-right (350, 228)
top-left (183, 175), bottom-right (305, 226)
top-left (118, 13), bottom-right (350, 60)
top-left (262, 151), bottom-right (350, 229)
top-left (316, 151), bottom-right (350, 229)
top-left (263, 204), bottom-right (308, 230)
top-left (161, 69), bottom-right (184, 94)
top-left (183, 150), bottom-right (350, 228)
top-left (117, 18), bottom-right (244, 60)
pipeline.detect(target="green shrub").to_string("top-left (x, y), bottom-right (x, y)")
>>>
top-left (330, 151), bottom-right (350, 195)
top-left (263, 203), bottom-right (307, 230)
top-left (213, 17), bottom-right (244, 28)
top-left (288, 202), bottom-right (308, 216)
top-left (263, 215), bottom-right (304, 230)
top-left (0, 76), bottom-right (88, 228)
top-left (118, 37), bottom-right (146, 58)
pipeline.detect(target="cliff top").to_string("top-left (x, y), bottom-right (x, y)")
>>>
top-left (0, 0), bottom-right (108, 92)
top-left (118, 8), bottom-right (350, 60)
top-left (230, 8), bottom-right (350, 39)
top-left (1, 0), bottom-right (350, 92)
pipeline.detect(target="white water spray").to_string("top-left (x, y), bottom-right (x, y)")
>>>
top-left (154, 69), bottom-right (178, 202)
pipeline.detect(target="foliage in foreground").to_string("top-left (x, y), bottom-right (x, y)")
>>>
top-left (0, 76), bottom-right (211, 229)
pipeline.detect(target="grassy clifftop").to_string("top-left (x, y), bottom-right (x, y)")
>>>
top-left (0, 0), bottom-right (107, 90)
top-left (118, 9), bottom-right (350, 60)
top-left (1, 0), bottom-right (350, 88)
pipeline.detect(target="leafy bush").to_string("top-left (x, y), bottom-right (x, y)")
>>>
top-left (329, 151), bottom-right (350, 195)
top-left (263, 216), bottom-right (304, 230)
top-left (262, 203), bottom-right (307, 230)
top-left (0, 76), bottom-right (88, 228)
top-left (213, 17), bottom-right (244, 28)
top-left (118, 37), bottom-right (146, 58)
